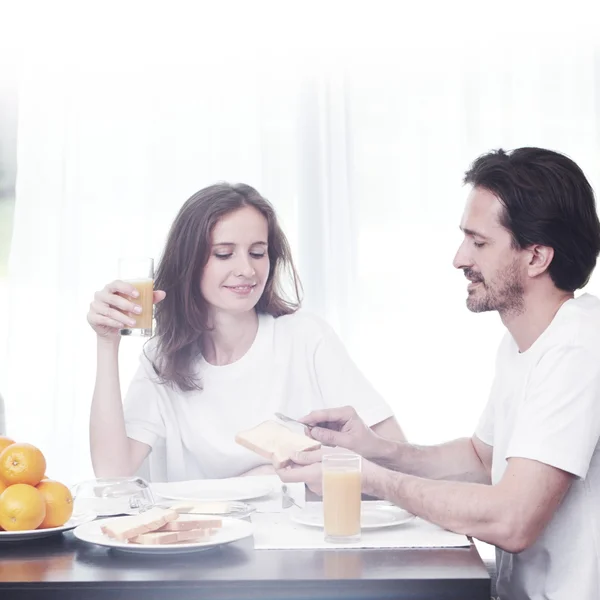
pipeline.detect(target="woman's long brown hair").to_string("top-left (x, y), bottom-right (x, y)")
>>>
top-left (150, 183), bottom-right (302, 391)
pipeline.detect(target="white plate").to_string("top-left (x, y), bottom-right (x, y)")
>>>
top-left (291, 502), bottom-right (415, 530)
top-left (152, 478), bottom-right (274, 502)
top-left (0, 511), bottom-right (97, 542)
top-left (73, 514), bottom-right (253, 554)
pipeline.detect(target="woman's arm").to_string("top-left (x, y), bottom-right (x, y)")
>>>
top-left (90, 338), bottom-right (150, 477)
top-left (239, 464), bottom-right (277, 476)
top-left (313, 321), bottom-right (401, 439)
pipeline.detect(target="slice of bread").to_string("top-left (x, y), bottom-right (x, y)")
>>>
top-left (101, 507), bottom-right (179, 541)
top-left (235, 419), bottom-right (321, 469)
top-left (156, 517), bottom-right (222, 532)
top-left (170, 501), bottom-right (231, 515)
top-left (130, 527), bottom-right (214, 545)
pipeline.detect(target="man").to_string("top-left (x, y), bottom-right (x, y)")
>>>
top-left (279, 148), bottom-right (600, 600)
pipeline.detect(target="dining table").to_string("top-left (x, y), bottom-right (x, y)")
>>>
top-left (0, 475), bottom-right (491, 599)
top-left (0, 529), bottom-right (490, 600)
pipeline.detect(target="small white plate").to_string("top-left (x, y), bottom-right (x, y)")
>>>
top-left (73, 515), bottom-right (253, 554)
top-left (0, 511), bottom-right (97, 542)
top-left (152, 478), bottom-right (274, 503)
top-left (291, 502), bottom-right (415, 530)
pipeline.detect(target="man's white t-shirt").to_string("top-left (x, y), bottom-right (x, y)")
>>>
top-left (123, 311), bottom-right (394, 482)
top-left (476, 293), bottom-right (600, 600)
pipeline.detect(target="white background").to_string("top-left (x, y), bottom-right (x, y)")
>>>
top-left (1, 1), bottom-right (600, 483)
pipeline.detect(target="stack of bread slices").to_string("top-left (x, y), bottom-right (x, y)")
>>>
top-left (101, 507), bottom-right (222, 545)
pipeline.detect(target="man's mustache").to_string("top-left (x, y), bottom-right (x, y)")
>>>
top-left (464, 269), bottom-right (484, 284)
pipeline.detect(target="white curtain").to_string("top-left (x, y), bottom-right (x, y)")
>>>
top-left (6, 43), bottom-right (600, 483)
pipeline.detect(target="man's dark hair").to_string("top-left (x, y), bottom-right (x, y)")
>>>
top-left (464, 147), bottom-right (600, 292)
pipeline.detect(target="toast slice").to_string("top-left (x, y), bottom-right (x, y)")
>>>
top-left (170, 501), bottom-right (231, 515)
top-left (130, 527), bottom-right (214, 545)
top-left (235, 419), bottom-right (321, 469)
top-left (101, 507), bottom-right (179, 541)
top-left (156, 517), bottom-right (222, 532)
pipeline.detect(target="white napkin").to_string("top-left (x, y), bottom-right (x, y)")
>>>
top-left (251, 512), bottom-right (470, 549)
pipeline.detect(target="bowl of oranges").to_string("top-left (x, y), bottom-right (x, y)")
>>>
top-left (0, 436), bottom-right (95, 541)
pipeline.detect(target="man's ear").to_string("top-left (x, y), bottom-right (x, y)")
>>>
top-left (527, 244), bottom-right (554, 277)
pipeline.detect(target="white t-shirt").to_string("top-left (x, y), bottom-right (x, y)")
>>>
top-left (124, 311), bottom-right (394, 482)
top-left (476, 293), bottom-right (600, 600)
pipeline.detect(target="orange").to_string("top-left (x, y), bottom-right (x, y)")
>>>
top-left (0, 443), bottom-right (46, 486)
top-left (0, 483), bottom-right (46, 531)
top-left (36, 480), bottom-right (73, 529)
top-left (0, 437), bottom-right (15, 455)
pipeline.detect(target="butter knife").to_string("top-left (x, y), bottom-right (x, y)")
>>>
top-left (274, 412), bottom-right (312, 429)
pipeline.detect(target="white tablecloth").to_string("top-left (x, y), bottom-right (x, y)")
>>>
top-left (252, 511), bottom-right (471, 550)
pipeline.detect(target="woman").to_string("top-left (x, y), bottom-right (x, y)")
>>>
top-left (87, 183), bottom-right (404, 481)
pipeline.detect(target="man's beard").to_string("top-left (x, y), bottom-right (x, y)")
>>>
top-left (465, 259), bottom-right (525, 316)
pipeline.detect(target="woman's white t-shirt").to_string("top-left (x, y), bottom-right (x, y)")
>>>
top-left (123, 311), bottom-right (394, 482)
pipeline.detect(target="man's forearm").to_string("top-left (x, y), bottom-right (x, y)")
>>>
top-left (376, 437), bottom-right (491, 484)
top-left (364, 465), bottom-right (512, 550)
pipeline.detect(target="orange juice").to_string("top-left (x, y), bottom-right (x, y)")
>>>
top-left (124, 278), bottom-right (154, 331)
top-left (323, 469), bottom-right (361, 538)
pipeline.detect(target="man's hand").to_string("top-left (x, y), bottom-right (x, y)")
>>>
top-left (276, 446), bottom-right (383, 497)
top-left (300, 406), bottom-right (390, 459)
top-left (276, 447), bottom-right (325, 494)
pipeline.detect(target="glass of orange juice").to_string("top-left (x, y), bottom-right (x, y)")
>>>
top-left (118, 257), bottom-right (154, 337)
top-left (322, 453), bottom-right (361, 543)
